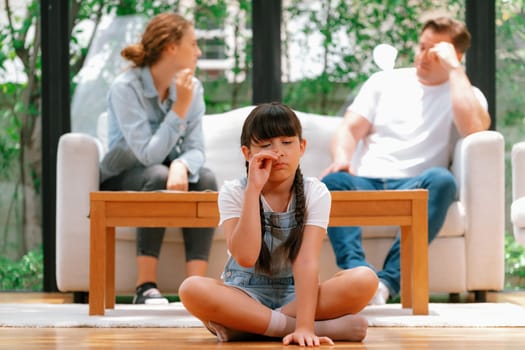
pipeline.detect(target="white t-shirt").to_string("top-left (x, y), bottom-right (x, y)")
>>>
top-left (349, 67), bottom-right (488, 178)
top-left (218, 176), bottom-right (331, 230)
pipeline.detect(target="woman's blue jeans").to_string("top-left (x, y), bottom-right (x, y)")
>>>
top-left (321, 167), bottom-right (457, 297)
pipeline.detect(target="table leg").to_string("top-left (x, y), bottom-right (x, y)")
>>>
top-left (89, 200), bottom-right (106, 316)
top-left (106, 227), bottom-right (116, 309)
top-left (400, 225), bottom-right (413, 309)
top-left (412, 197), bottom-right (429, 315)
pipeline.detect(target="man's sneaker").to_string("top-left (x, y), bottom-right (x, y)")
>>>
top-left (133, 282), bottom-right (169, 305)
top-left (369, 280), bottom-right (390, 305)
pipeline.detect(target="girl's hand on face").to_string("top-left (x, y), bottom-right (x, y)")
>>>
top-left (282, 329), bottom-right (334, 347)
top-left (172, 68), bottom-right (194, 118)
top-left (247, 150), bottom-right (279, 191)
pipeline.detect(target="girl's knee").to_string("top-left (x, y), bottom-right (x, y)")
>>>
top-left (178, 275), bottom-right (203, 302)
top-left (356, 266), bottom-right (379, 294)
top-left (340, 266), bottom-right (378, 295)
top-left (335, 267), bottom-right (378, 311)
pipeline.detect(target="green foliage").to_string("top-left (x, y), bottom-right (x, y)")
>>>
top-left (0, 246), bottom-right (43, 291)
top-left (0, 83), bottom-right (22, 179)
top-left (495, 0), bottom-right (525, 131)
top-left (505, 235), bottom-right (525, 289)
top-left (194, 0), bottom-right (252, 111)
top-left (202, 75), bottom-right (251, 113)
top-left (194, 0), bottom-right (228, 29)
top-left (282, 0), bottom-right (463, 114)
top-left (0, 0), bottom-right (42, 265)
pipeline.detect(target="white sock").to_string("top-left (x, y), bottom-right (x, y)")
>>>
top-left (206, 309), bottom-right (295, 342)
top-left (263, 310), bottom-right (295, 337)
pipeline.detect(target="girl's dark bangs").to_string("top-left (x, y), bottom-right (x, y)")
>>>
top-left (251, 109), bottom-right (298, 143)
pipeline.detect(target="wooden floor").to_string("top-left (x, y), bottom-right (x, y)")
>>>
top-left (1, 291), bottom-right (525, 349)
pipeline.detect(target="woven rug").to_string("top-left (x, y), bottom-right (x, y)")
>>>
top-left (1, 302), bottom-right (525, 328)
top-left (361, 303), bottom-right (525, 327)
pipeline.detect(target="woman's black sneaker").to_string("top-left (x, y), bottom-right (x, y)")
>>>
top-left (133, 282), bottom-right (169, 304)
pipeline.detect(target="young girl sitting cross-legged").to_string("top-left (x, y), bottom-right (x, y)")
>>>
top-left (179, 102), bottom-right (378, 346)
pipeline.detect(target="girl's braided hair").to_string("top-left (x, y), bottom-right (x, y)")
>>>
top-left (240, 102), bottom-right (306, 275)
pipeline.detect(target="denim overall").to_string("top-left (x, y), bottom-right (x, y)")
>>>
top-left (222, 194), bottom-right (298, 310)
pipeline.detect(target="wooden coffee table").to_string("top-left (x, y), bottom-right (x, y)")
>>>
top-left (88, 190), bottom-right (428, 315)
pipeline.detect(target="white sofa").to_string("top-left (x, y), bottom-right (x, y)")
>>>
top-left (511, 141), bottom-right (525, 245)
top-left (56, 106), bottom-right (505, 300)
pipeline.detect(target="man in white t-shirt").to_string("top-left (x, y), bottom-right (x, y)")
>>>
top-left (320, 16), bottom-right (491, 305)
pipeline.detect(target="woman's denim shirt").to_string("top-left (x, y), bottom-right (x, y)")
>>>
top-left (99, 66), bottom-right (206, 183)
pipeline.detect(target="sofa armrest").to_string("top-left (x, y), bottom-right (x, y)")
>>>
top-left (450, 130), bottom-right (505, 291)
top-left (512, 142), bottom-right (525, 200)
top-left (56, 133), bottom-right (101, 291)
top-left (511, 141), bottom-right (525, 245)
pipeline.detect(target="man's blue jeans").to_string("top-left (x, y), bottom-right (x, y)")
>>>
top-left (321, 167), bottom-right (457, 297)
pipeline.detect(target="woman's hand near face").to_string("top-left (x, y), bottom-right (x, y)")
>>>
top-left (167, 160), bottom-right (189, 191)
top-left (172, 68), bottom-right (194, 118)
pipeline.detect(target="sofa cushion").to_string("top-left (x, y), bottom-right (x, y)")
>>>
top-left (201, 106), bottom-right (343, 186)
top-left (294, 111), bottom-right (343, 177)
top-left (201, 107), bottom-right (251, 187)
top-left (436, 201), bottom-right (466, 237)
